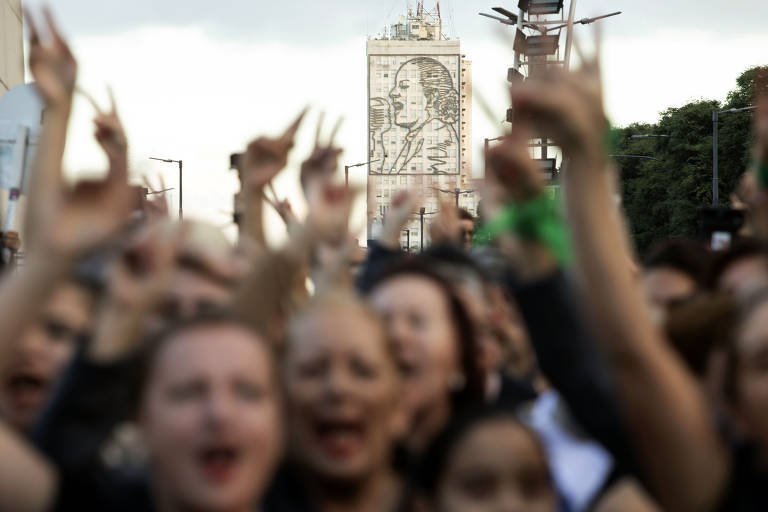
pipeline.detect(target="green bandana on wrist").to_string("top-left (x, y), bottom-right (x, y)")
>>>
top-left (474, 193), bottom-right (571, 266)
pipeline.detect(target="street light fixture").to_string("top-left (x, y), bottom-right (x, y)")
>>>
top-left (149, 157), bottom-right (183, 220)
top-left (630, 134), bottom-right (670, 139)
top-left (712, 105), bottom-right (756, 207)
top-left (345, 158), bottom-right (380, 187)
top-left (431, 186), bottom-right (477, 207)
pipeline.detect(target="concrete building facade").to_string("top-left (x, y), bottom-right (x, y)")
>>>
top-left (366, 5), bottom-right (474, 250)
top-left (1, 0), bottom-right (24, 95)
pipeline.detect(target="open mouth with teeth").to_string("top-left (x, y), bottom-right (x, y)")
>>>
top-left (198, 445), bottom-right (242, 483)
top-left (4, 372), bottom-right (49, 410)
top-left (392, 101), bottom-right (404, 112)
top-left (313, 420), bottom-right (366, 460)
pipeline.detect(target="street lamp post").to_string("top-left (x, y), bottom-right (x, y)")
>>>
top-left (345, 158), bottom-right (380, 187)
top-left (432, 186), bottom-right (476, 208)
top-left (713, 106), bottom-right (756, 207)
top-left (149, 157), bottom-right (183, 220)
top-left (419, 207), bottom-right (426, 251)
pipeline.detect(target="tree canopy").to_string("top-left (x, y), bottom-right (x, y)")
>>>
top-left (610, 66), bottom-right (766, 255)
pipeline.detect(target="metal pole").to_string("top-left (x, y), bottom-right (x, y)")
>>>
top-left (712, 111), bottom-right (718, 207)
top-left (455, 187), bottom-right (460, 207)
top-left (345, 165), bottom-right (349, 188)
top-left (178, 159), bottom-right (184, 221)
top-left (563, 0), bottom-right (579, 70)
top-left (405, 229), bottom-right (410, 252)
top-left (420, 207), bottom-right (425, 251)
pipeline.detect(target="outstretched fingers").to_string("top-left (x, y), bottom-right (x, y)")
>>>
top-left (280, 106), bottom-right (309, 146)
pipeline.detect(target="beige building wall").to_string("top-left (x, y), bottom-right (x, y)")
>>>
top-left (366, 38), bottom-right (475, 249)
top-left (1, 0), bottom-right (24, 95)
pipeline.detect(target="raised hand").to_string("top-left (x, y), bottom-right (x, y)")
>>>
top-left (379, 190), bottom-right (418, 249)
top-left (305, 183), bottom-right (358, 247)
top-left (509, 29), bottom-right (606, 168)
top-left (429, 199), bottom-right (461, 247)
top-left (91, 87), bottom-right (128, 167)
top-left (241, 108), bottom-right (307, 191)
top-left (485, 122), bottom-right (544, 205)
top-left (142, 175), bottom-right (170, 222)
top-left (25, 7), bottom-right (77, 108)
top-left (300, 114), bottom-right (344, 195)
top-left (90, 221), bottom-right (182, 362)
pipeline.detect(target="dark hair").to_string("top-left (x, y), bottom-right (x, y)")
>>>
top-left (363, 259), bottom-right (486, 408)
top-left (413, 404), bottom-right (548, 497)
top-left (457, 208), bottom-right (474, 222)
top-left (643, 238), bottom-right (711, 287)
top-left (665, 293), bottom-right (737, 377)
top-left (135, 309), bottom-right (272, 406)
top-left (707, 237), bottom-right (768, 290)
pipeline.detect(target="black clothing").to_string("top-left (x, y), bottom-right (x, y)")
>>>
top-left (32, 348), bottom-right (154, 511)
top-left (718, 442), bottom-right (768, 511)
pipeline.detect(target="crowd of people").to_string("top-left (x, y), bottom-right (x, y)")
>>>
top-left (2, 6), bottom-right (768, 511)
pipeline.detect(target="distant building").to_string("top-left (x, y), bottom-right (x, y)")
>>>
top-left (366, 3), bottom-right (475, 250)
top-left (1, 0), bottom-right (24, 95)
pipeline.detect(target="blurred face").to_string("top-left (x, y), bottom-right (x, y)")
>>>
top-left (642, 267), bottom-right (696, 322)
top-left (434, 419), bottom-right (556, 512)
top-left (718, 256), bottom-right (768, 298)
top-left (285, 305), bottom-right (400, 483)
top-left (0, 283), bottom-right (92, 432)
top-left (733, 300), bottom-right (768, 445)
top-left (149, 267), bottom-right (233, 331)
top-left (369, 275), bottom-right (459, 451)
top-left (140, 324), bottom-right (281, 511)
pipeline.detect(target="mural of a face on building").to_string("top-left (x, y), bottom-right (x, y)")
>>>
top-left (370, 56), bottom-right (460, 175)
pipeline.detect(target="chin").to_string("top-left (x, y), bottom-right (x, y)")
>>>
top-left (183, 489), bottom-right (252, 512)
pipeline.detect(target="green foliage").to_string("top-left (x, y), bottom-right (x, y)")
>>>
top-left (613, 66), bottom-right (766, 255)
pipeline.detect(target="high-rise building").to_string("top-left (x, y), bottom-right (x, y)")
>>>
top-left (366, 3), bottom-right (474, 251)
top-left (1, 0), bottom-right (24, 96)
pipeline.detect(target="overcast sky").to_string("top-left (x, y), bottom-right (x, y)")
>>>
top-left (17, 0), bottom-right (768, 242)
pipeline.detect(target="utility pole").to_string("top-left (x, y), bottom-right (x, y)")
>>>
top-left (712, 106), bottom-right (756, 207)
top-left (419, 207), bottom-right (426, 251)
top-left (149, 157), bottom-right (183, 220)
top-left (344, 158), bottom-right (380, 188)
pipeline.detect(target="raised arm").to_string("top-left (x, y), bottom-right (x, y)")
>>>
top-left (0, 7), bottom-right (133, 510)
top-left (508, 34), bottom-right (728, 511)
top-left (237, 108), bottom-right (307, 247)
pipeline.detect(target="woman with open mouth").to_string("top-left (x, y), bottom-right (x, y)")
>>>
top-left (35, 311), bottom-right (284, 512)
top-left (266, 291), bottom-right (405, 511)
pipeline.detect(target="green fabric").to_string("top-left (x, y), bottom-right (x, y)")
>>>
top-left (757, 161), bottom-right (768, 189)
top-left (474, 193), bottom-right (571, 266)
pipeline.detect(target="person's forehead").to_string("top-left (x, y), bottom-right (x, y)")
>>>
top-left (372, 275), bottom-right (446, 308)
top-left (290, 307), bottom-right (384, 356)
top-left (157, 325), bottom-right (269, 373)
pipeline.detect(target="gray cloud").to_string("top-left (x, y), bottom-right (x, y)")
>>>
top-left (27, 1), bottom-right (768, 46)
